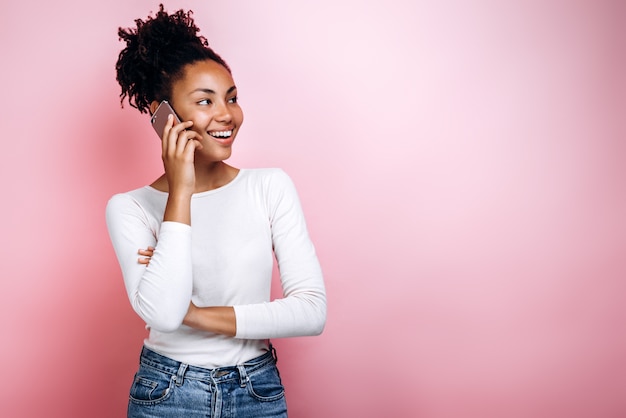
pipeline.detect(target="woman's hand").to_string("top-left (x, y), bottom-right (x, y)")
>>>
top-left (138, 246), bottom-right (154, 265)
top-left (161, 114), bottom-right (203, 196)
top-left (160, 114), bottom-right (203, 225)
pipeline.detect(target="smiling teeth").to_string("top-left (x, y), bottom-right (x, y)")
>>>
top-left (209, 130), bottom-right (232, 138)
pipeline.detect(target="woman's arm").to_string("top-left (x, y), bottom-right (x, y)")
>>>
top-left (185, 170), bottom-right (327, 339)
top-left (106, 116), bottom-right (202, 332)
top-left (106, 198), bottom-right (194, 332)
top-left (183, 304), bottom-right (237, 337)
top-left (161, 115), bottom-right (202, 225)
top-left (138, 170), bottom-right (326, 339)
top-left (137, 249), bottom-right (237, 336)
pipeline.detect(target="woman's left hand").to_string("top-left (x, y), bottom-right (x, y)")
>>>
top-left (138, 246), bottom-right (155, 265)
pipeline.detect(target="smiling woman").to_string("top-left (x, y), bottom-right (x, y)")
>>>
top-left (155, 60), bottom-right (243, 166)
top-left (144, 58), bottom-right (244, 201)
top-left (105, 4), bottom-right (326, 417)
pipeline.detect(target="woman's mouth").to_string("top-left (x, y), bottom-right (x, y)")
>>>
top-left (207, 129), bottom-right (235, 145)
top-left (208, 130), bottom-right (233, 139)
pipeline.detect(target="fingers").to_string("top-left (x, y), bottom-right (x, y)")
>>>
top-left (138, 246), bottom-right (154, 256)
top-left (161, 114), bottom-right (176, 154)
top-left (160, 115), bottom-right (202, 194)
top-left (162, 115), bottom-right (202, 159)
top-left (137, 246), bottom-right (155, 265)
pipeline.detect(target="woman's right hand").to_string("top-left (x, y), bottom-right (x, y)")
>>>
top-left (161, 114), bottom-right (203, 196)
top-left (160, 114), bottom-right (203, 225)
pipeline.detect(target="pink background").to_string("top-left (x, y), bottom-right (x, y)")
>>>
top-left (1, 1), bottom-right (624, 417)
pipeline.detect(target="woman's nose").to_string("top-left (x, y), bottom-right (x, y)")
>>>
top-left (215, 102), bottom-right (232, 123)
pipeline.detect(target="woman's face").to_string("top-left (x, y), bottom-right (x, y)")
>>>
top-left (169, 59), bottom-right (244, 163)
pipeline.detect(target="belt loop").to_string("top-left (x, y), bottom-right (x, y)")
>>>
top-left (175, 363), bottom-right (188, 387)
top-left (237, 364), bottom-right (249, 388)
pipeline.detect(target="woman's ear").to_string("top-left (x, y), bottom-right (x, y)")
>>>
top-left (149, 100), bottom-right (160, 115)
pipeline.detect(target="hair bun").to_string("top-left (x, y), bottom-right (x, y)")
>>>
top-left (115, 4), bottom-right (227, 114)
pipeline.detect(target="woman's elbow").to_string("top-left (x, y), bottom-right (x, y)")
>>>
top-left (133, 299), bottom-right (187, 333)
top-left (310, 316), bottom-right (326, 336)
top-left (307, 297), bottom-right (327, 336)
top-left (147, 313), bottom-right (185, 333)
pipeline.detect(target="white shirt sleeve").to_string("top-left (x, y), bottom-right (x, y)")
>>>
top-left (233, 171), bottom-right (327, 339)
top-left (105, 194), bottom-right (193, 332)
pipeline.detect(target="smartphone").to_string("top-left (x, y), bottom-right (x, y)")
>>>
top-left (150, 100), bottom-right (182, 139)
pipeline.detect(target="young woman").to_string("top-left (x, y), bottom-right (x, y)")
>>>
top-left (106, 5), bottom-right (326, 417)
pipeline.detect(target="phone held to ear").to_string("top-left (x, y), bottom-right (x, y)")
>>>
top-left (150, 100), bottom-right (182, 139)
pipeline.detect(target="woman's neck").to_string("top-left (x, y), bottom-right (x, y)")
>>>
top-left (150, 162), bottom-right (240, 193)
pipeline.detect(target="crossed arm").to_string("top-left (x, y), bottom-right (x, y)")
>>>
top-left (143, 114), bottom-right (237, 336)
top-left (137, 247), bottom-right (237, 337)
top-left (111, 116), bottom-right (325, 338)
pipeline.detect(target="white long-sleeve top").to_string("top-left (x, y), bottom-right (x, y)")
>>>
top-left (105, 168), bottom-right (326, 368)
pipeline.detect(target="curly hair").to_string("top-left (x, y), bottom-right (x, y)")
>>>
top-left (115, 4), bottom-right (230, 114)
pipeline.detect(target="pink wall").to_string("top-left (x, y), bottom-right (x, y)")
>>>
top-left (1, 1), bottom-right (624, 417)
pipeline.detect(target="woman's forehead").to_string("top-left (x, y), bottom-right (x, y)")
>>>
top-left (176, 60), bottom-right (235, 93)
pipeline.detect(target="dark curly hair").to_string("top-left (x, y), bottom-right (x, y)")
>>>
top-left (115, 4), bottom-right (230, 114)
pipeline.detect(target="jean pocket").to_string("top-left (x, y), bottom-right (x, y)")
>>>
top-left (129, 366), bottom-right (175, 405)
top-left (246, 364), bottom-right (285, 402)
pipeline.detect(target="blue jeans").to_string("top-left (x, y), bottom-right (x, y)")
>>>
top-left (127, 346), bottom-right (287, 418)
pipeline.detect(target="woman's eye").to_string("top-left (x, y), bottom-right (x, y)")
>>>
top-left (228, 96), bottom-right (238, 104)
top-left (198, 99), bottom-right (212, 105)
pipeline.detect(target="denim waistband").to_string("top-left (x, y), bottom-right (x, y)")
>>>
top-left (139, 345), bottom-right (277, 385)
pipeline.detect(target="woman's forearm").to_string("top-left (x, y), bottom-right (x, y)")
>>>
top-left (163, 192), bottom-right (192, 225)
top-left (183, 304), bottom-right (237, 337)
